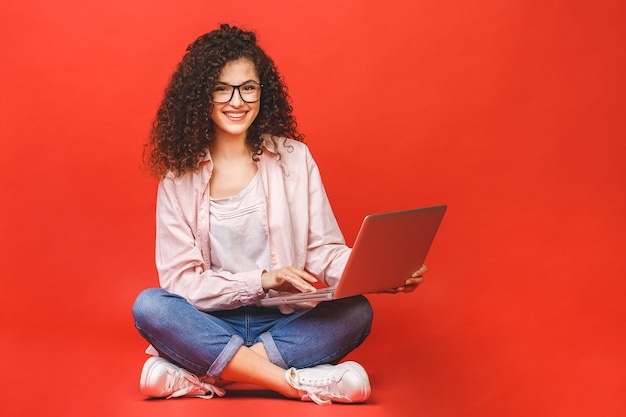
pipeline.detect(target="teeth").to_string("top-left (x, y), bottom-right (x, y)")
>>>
top-left (226, 112), bottom-right (245, 118)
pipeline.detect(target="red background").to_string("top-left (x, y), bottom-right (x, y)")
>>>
top-left (1, 1), bottom-right (625, 416)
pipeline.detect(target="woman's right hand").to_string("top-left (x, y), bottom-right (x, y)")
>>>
top-left (261, 267), bottom-right (318, 293)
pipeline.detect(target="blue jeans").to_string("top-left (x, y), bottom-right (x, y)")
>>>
top-left (132, 288), bottom-right (373, 379)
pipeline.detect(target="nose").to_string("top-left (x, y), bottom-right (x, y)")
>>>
top-left (229, 87), bottom-right (244, 106)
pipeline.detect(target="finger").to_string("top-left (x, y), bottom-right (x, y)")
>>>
top-left (411, 264), bottom-right (428, 277)
top-left (287, 301), bottom-right (320, 310)
top-left (286, 267), bottom-right (318, 283)
top-left (284, 273), bottom-right (317, 293)
top-left (405, 276), bottom-right (424, 285)
top-left (401, 284), bottom-right (418, 293)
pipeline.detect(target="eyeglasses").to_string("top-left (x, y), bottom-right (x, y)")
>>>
top-left (212, 81), bottom-right (262, 104)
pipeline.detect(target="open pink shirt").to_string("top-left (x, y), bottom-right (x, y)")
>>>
top-left (155, 137), bottom-right (351, 312)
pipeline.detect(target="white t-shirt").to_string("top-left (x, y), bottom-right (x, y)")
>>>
top-left (208, 171), bottom-right (271, 274)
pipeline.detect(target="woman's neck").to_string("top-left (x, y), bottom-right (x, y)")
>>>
top-left (211, 135), bottom-right (250, 161)
top-left (208, 134), bottom-right (258, 199)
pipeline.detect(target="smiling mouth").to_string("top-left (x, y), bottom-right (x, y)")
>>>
top-left (224, 111), bottom-right (246, 120)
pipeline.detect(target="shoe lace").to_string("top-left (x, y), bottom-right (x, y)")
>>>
top-left (165, 368), bottom-right (225, 399)
top-left (295, 369), bottom-right (349, 405)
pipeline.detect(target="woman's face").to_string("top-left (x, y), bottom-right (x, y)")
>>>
top-left (210, 58), bottom-right (261, 141)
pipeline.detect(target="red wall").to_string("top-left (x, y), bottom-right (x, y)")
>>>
top-left (2, 1), bottom-right (625, 416)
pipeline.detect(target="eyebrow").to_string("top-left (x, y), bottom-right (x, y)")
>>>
top-left (215, 79), bottom-right (259, 85)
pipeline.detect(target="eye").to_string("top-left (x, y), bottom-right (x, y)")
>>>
top-left (214, 85), bottom-right (230, 92)
top-left (241, 83), bottom-right (259, 92)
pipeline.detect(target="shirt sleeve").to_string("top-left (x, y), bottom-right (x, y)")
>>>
top-left (155, 177), bottom-right (266, 312)
top-left (302, 147), bottom-right (352, 287)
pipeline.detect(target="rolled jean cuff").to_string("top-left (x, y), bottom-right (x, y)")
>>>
top-left (259, 332), bottom-right (288, 369)
top-left (207, 334), bottom-right (244, 378)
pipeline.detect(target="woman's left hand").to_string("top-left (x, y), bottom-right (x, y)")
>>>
top-left (380, 264), bottom-right (428, 294)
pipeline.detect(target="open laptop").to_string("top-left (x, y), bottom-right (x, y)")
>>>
top-left (260, 205), bottom-right (447, 307)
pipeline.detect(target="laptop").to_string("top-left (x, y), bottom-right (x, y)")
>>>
top-left (260, 205), bottom-right (447, 307)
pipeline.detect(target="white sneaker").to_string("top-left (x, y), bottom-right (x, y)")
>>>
top-left (139, 356), bottom-right (225, 399)
top-left (286, 361), bottom-right (371, 405)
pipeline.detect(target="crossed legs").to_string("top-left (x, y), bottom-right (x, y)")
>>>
top-left (132, 288), bottom-right (373, 398)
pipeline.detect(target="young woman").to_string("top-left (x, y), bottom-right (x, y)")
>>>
top-left (132, 24), bottom-right (427, 405)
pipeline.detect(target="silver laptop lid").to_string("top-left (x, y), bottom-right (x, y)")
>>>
top-left (333, 205), bottom-right (446, 298)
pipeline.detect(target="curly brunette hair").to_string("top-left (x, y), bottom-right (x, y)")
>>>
top-left (144, 24), bottom-right (304, 178)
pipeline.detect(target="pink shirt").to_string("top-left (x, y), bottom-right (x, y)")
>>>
top-left (155, 137), bottom-right (351, 312)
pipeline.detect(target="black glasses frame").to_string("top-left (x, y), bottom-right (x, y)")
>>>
top-left (212, 81), bottom-right (263, 104)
